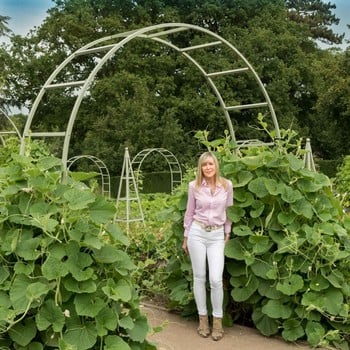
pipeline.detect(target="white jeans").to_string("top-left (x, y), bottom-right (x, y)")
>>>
top-left (187, 221), bottom-right (225, 318)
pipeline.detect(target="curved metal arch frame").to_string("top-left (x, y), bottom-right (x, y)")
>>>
top-left (0, 111), bottom-right (22, 146)
top-left (20, 23), bottom-right (280, 169)
top-left (131, 148), bottom-right (182, 193)
top-left (67, 155), bottom-right (111, 198)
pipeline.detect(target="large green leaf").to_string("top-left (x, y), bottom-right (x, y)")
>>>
top-left (252, 308), bottom-right (279, 336)
top-left (264, 178), bottom-right (283, 195)
top-left (26, 282), bottom-right (50, 302)
top-left (93, 246), bottom-right (136, 273)
top-left (305, 321), bottom-right (325, 347)
top-left (250, 200), bottom-right (265, 218)
top-left (63, 276), bottom-right (97, 293)
top-left (291, 198), bottom-right (314, 219)
top-left (225, 237), bottom-right (253, 263)
top-left (240, 154), bottom-right (266, 170)
top-left (126, 314), bottom-right (149, 342)
top-left (63, 322), bottom-right (97, 350)
top-left (0, 265), bottom-right (10, 283)
top-left (257, 280), bottom-right (283, 299)
top-left (35, 299), bottom-right (65, 332)
top-left (74, 293), bottom-right (106, 317)
top-left (250, 260), bottom-right (272, 279)
top-left (282, 319), bottom-right (305, 341)
top-left (16, 237), bottom-right (41, 260)
top-left (102, 278), bottom-right (132, 302)
top-left (93, 245), bottom-right (125, 264)
top-left (104, 335), bottom-right (131, 350)
top-left (36, 156), bottom-right (62, 171)
top-left (262, 299), bottom-right (293, 319)
top-left (10, 274), bottom-right (32, 313)
top-left (95, 307), bottom-right (118, 336)
top-left (66, 242), bottom-right (94, 281)
top-left (277, 211), bottom-right (296, 225)
top-left (63, 188), bottom-right (96, 210)
top-left (232, 170), bottom-right (253, 187)
top-left (232, 225), bottom-right (253, 236)
top-left (321, 269), bottom-right (344, 288)
top-left (105, 222), bottom-right (129, 245)
top-left (248, 177), bottom-right (269, 198)
top-left (276, 274), bottom-right (304, 295)
top-left (301, 287), bottom-right (344, 315)
top-left (234, 190), bottom-right (255, 207)
top-left (119, 315), bottom-right (134, 330)
top-left (230, 274), bottom-right (259, 301)
top-left (309, 275), bottom-right (329, 291)
top-left (286, 154), bottom-right (304, 171)
top-left (281, 186), bottom-right (303, 203)
top-left (297, 178), bottom-right (324, 192)
top-left (14, 261), bottom-right (34, 275)
top-left (42, 256), bottom-right (69, 280)
top-left (227, 205), bottom-right (245, 222)
top-left (0, 291), bottom-right (12, 321)
top-left (88, 197), bottom-right (115, 224)
top-left (249, 235), bottom-right (273, 255)
top-left (8, 318), bottom-right (37, 346)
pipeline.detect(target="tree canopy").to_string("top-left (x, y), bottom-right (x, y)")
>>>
top-left (1, 0), bottom-right (349, 175)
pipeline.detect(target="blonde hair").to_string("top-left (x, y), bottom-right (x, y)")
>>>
top-left (195, 152), bottom-right (228, 190)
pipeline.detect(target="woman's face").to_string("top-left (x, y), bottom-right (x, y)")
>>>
top-left (201, 156), bottom-right (216, 179)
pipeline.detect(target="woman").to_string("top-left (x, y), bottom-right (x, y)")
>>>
top-left (182, 151), bottom-right (233, 341)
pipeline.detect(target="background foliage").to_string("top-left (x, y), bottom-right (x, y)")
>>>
top-left (0, 0), bottom-right (349, 177)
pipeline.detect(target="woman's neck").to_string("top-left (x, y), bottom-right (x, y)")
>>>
top-left (205, 177), bottom-right (216, 186)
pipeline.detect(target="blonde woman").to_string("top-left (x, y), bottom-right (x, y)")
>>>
top-left (182, 152), bottom-right (233, 341)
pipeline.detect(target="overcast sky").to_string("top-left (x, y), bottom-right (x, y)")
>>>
top-left (1, 0), bottom-right (350, 48)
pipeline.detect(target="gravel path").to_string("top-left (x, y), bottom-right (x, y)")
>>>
top-left (142, 302), bottom-right (319, 350)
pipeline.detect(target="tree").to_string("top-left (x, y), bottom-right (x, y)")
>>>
top-left (3, 0), bottom-right (348, 176)
top-left (0, 15), bottom-right (11, 37)
top-left (286, 0), bottom-right (344, 44)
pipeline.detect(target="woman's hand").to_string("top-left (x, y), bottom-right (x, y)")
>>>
top-left (182, 237), bottom-right (189, 255)
top-left (224, 234), bottom-right (230, 244)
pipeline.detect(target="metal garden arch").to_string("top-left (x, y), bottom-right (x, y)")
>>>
top-left (20, 23), bottom-right (280, 170)
top-left (0, 112), bottom-right (21, 146)
top-left (131, 148), bottom-right (182, 193)
top-left (67, 155), bottom-right (111, 198)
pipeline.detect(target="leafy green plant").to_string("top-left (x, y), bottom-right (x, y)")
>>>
top-left (334, 155), bottom-right (350, 209)
top-left (0, 146), bottom-right (155, 349)
top-left (120, 193), bottom-right (178, 302)
top-left (163, 127), bottom-right (350, 349)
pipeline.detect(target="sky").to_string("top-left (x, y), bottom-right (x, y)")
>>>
top-left (1, 0), bottom-right (350, 48)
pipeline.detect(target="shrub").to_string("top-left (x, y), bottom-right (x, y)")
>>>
top-left (0, 148), bottom-right (155, 349)
top-left (334, 155), bottom-right (350, 209)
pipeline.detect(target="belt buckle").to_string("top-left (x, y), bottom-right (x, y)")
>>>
top-left (205, 225), bottom-right (212, 232)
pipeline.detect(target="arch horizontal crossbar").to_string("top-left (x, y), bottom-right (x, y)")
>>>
top-left (20, 23), bottom-right (280, 169)
top-left (131, 148), bottom-right (182, 193)
top-left (0, 112), bottom-right (21, 146)
top-left (67, 155), bottom-right (111, 198)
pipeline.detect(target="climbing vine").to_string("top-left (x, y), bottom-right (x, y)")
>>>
top-left (0, 140), bottom-right (155, 350)
top-left (164, 127), bottom-right (350, 349)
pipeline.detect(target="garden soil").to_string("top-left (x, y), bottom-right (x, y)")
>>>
top-left (142, 302), bottom-right (322, 350)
